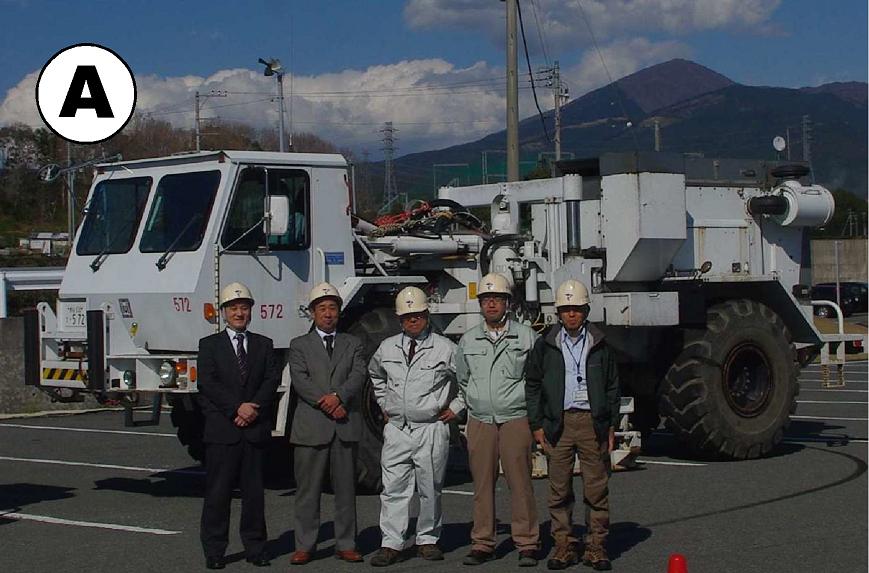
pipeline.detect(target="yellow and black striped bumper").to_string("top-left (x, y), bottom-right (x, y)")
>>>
top-left (42, 368), bottom-right (87, 381)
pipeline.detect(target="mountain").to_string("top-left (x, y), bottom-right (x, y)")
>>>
top-left (382, 59), bottom-right (867, 202)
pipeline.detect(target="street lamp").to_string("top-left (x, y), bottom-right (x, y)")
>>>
top-left (258, 57), bottom-right (286, 152)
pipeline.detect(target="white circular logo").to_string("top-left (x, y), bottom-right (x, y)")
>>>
top-left (36, 44), bottom-right (136, 144)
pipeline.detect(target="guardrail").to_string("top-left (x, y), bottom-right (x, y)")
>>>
top-left (0, 267), bottom-right (65, 318)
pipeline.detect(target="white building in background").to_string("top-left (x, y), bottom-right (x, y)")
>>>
top-left (19, 232), bottom-right (69, 256)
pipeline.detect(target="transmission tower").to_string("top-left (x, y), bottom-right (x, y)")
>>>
top-left (801, 114), bottom-right (812, 162)
top-left (380, 122), bottom-right (399, 209)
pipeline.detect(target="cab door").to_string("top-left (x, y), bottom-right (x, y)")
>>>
top-left (217, 165), bottom-right (312, 347)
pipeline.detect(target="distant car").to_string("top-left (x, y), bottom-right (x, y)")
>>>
top-left (811, 283), bottom-right (861, 317)
top-left (814, 282), bottom-right (867, 313)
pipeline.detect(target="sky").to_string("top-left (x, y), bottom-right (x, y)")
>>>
top-left (0, 0), bottom-right (866, 158)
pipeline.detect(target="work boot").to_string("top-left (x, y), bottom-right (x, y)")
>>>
top-left (417, 544), bottom-right (444, 561)
top-left (518, 549), bottom-right (538, 567)
top-left (463, 550), bottom-right (494, 565)
top-left (547, 542), bottom-right (579, 570)
top-left (370, 548), bottom-right (402, 567)
top-left (582, 545), bottom-right (611, 571)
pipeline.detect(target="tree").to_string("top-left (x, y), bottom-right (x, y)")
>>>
top-left (811, 189), bottom-right (868, 238)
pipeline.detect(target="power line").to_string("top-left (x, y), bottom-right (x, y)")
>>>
top-left (517, 0), bottom-right (551, 143)
top-left (576, 0), bottom-right (639, 150)
top-left (528, 0), bottom-right (551, 66)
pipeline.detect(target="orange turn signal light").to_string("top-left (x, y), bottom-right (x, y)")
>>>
top-left (189, 366), bottom-right (198, 382)
top-left (175, 360), bottom-right (188, 374)
top-left (204, 303), bottom-right (217, 322)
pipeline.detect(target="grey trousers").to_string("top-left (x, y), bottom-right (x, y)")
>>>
top-left (379, 422), bottom-right (450, 550)
top-left (292, 439), bottom-right (357, 552)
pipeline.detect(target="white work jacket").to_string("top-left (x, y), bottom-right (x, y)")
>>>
top-left (369, 330), bottom-right (464, 429)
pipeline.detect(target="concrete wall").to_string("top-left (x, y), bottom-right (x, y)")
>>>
top-left (0, 317), bottom-right (102, 414)
top-left (811, 239), bottom-right (868, 284)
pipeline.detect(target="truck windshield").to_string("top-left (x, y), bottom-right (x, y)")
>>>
top-left (139, 170), bottom-right (221, 253)
top-left (76, 177), bottom-right (152, 256)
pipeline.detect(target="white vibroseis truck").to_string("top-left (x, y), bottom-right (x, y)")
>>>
top-left (24, 150), bottom-right (859, 491)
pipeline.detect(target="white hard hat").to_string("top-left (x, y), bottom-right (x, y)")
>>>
top-left (555, 279), bottom-right (590, 308)
top-left (478, 272), bottom-right (512, 297)
top-left (308, 282), bottom-right (343, 308)
top-left (219, 282), bottom-right (254, 307)
top-left (395, 286), bottom-right (429, 316)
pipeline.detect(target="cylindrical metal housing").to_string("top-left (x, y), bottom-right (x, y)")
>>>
top-left (525, 266), bottom-right (539, 303)
top-left (771, 180), bottom-right (835, 227)
top-left (566, 201), bottom-right (581, 253)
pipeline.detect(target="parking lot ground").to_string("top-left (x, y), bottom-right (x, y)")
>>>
top-left (1, 363), bottom-right (866, 573)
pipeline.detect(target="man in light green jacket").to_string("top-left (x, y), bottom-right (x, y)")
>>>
top-left (457, 272), bottom-right (539, 568)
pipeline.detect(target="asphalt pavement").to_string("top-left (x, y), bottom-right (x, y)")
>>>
top-left (0, 362), bottom-right (866, 573)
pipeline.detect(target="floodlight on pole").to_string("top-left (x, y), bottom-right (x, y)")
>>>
top-left (259, 57), bottom-right (286, 152)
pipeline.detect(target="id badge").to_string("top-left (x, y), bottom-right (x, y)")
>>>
top-left (573, 389), bottom-right (588, 403)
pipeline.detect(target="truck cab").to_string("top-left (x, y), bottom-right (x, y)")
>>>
top-left (26, 150), bottom-right (355, 397)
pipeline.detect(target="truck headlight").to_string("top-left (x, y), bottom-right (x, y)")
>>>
top-left (158, 361), bottom-right (177, 388)
top-left (122, 370), bottom-right (136, 389)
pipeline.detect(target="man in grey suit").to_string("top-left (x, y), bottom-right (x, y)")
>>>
top-left (288, 282), bottom-right (367, 565)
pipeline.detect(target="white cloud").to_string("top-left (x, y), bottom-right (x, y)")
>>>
top-left (404, 0), bottom-right (782, 51)
top-left (0, 60), bottom-right (520, 156)
top-left (0, 70), bottom-right (42, 127)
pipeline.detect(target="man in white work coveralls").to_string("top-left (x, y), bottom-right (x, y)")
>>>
top-left (368, 286), bottom-right (464, 566)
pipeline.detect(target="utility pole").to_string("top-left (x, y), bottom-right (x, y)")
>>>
top-left (194, 90), bottom-right (227, 152)
top-left (277, 72), bottom-right (286, 152)
top-left (506, 0), bottom-right (519, 182)
top-left (786, 127), bottom-right (792, 160)
top-left (654, 119), bottom-right (661, 152)
top-left (552, 61), bottom-right (569, 161)
top-left (802, 114), bottom-right (812, 162)
top-left (381, 122), bottom-right (399, 209)
top-left (66, 142), bottom-right (74, 248)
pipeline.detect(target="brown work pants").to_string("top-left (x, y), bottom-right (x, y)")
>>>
top-left (547, 410), bottom-right (610, 547)
top-left (466, 416), bottom-right (539, 553)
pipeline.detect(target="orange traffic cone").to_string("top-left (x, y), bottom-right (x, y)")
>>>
top-left (668, 554), bottom-right (687, 573)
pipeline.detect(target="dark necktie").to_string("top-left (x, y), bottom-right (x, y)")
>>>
top-left (407, 338), bottom-right (417, 364)
top-left (324, 334), bottom-right (334, 358)
top-left (235, 332), bottom-right (248, 380)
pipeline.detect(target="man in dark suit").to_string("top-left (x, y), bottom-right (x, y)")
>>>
top-left (288, 282), bottom-right (367, 565)
top-left (198, 282), bottom-right (280, 570)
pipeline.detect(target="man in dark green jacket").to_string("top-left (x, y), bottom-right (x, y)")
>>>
top-left (525, 279), bottom-right (620, 571)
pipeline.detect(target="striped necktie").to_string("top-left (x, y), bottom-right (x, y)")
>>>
top-left (235, 332), bottom-right (248, 380)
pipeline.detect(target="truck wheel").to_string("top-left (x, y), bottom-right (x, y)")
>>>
top-left (658, 299), bottom-right (798, 459)
top-left (344, 307), bottom-right (401, 493)
top-left (167, 395), bottom-right (206, 463)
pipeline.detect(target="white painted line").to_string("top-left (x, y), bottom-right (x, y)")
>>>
top-left (791, 415), bottom-right (868, 421)
top-left (0, 455), bottom-right (203, 476)
top-left (0, 423), bottom-right (176, 438)
top-left (801, 389), bottom-right (868, 393)
top-left (800, 379), bottom-right (867, 384)
top-left (1, 511), bottom-right (180, 535)
top-left (797, 400), bottom-right (868, 404)
top-left (636, 460), bottom-right (706, 467)
top-left (783, 437), bottom-right (869, 444)
top-left (443, 489), bottom-right (474, 496)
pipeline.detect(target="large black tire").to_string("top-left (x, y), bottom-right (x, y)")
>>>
top-left (167, 394), bottom-right (206, 463)
top-left (343, 307), bottom-right (401, 493)
top-left (658, 299), bottom-right (799, 459)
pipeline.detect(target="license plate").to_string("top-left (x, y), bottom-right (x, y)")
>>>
top-left (61, 303), bottom-right (86, 329)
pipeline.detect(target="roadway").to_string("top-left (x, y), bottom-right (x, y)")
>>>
top-left (0, 362), bottom-right (866, 573)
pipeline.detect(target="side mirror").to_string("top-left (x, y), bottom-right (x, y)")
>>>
top-left (264, 195), bottom-right (290, 236)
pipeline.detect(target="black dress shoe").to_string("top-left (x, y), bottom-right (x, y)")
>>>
top-left (246, 553), bottom-right (271, 567)
top-left (205, 556), bottom-right (226, 570)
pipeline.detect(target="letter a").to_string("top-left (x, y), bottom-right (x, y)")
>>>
top-left (59, 65), bottom-right (114, 118)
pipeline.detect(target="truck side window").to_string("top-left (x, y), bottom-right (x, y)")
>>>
top-left (139, 170), bottom-right (221, 253)
top-left (221, 167), bottom-right (310, 251)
